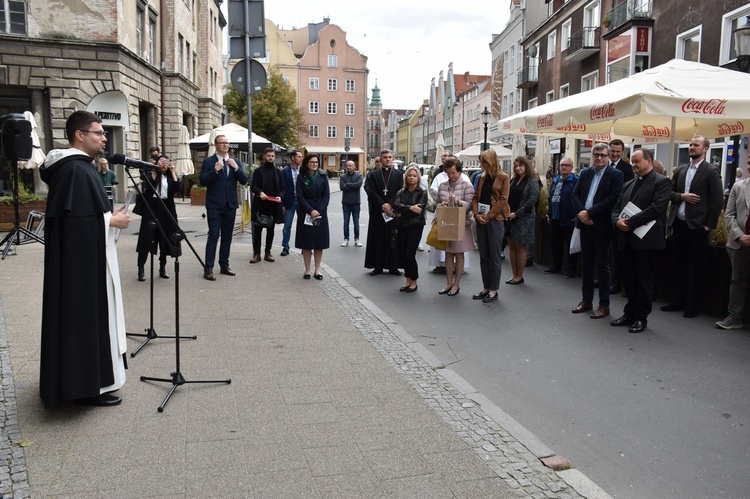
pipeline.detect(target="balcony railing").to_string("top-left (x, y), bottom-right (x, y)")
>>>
top-left (517, 66), bottom-right (538, 89)
top-left (568, 26), bottom-right (600, 52)
top-left (607, 0), bottom-right (653, 30)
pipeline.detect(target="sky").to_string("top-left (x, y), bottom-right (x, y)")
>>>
top-left (258, 1), bottom-right (512, 110)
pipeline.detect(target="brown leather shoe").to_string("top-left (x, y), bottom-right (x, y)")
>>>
top-left (264, 253), bottom-right (275, 262)
top-left (572, 301), bottom-right (593, 313)
top-left (249, 254), bottom-right (261, 264)
top-left (590, 306), bottom-right (610, 319)
top-left (203, 268), bottom-right (216, 281)
top-left (220, 266), bottom-right (235, 276)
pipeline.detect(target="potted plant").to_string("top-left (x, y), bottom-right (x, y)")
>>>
top-left (0, 182), bottom-right (47, 230)
top-left (190, 183), bottom-right (207, 206)
top-left (602, 16), bottom-right (611, 28)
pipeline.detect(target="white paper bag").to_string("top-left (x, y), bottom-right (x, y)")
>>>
top-left (569, 227), bottom-right (581, 254)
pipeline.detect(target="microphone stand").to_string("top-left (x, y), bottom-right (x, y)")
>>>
top-left (124, 168), bottom-right (196, 357)
top-left (121, 163), bottom-right (230, 412)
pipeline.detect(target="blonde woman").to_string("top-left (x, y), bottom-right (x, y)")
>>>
top-left (472, 149), bottom-right (510, 303)
top-left (393, 165), bottom-right (428, 292)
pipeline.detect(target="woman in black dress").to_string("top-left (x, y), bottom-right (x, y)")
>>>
top-left (295, 153), bottom-right (330, 279)
top-left (393, 165), bottom-right (428, 292)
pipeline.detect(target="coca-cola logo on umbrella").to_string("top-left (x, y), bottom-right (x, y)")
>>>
top-left (590, 103), bottom-right (615, 121)
top-left (717, 122), bottom-right (745, 135)
top-left (537, 114), bottom-right (554, 128)
top-left (642, 125), bottom-right (671, 138)
top-left (681, 98), bottom-right (727, 115)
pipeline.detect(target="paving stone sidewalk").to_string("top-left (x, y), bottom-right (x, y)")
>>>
top-left (0, 201), bottom-right (607, 498)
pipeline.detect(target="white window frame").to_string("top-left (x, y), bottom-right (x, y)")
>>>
top-left (328, 54), bottom-right (338, 68)
top-left (345, 79), bottom-right (355, 92)
top-left (560, 83), bottom-right (570, 99)
top-left (327, 102), bottom-right (337, 115)
top-left (309, 125), bottom-right (319, 138)
top-left (546, 90), bottom-right (555, 103)
top-left (327, 125), bottom-right (337, 139)
top-left (583, 1), bottom-right (600, 29)
top-left (547, 30), bottom-right (557, 60)
top-left (676, 26), bottom-right (702, 62)
top-left (345, 126), bottom-right (355, 139)
top-left (561, 19), bottom-right (572, 51)
top-left (327, 78), bottom-right (337, 91)
top-left (528, 97), bottom-right (538, 109)
top-left (720, 5), bottom-right (750, 65)
top-left (345, 103), bottom-right (355, 115)
top-left (581, 70), bottom-right (599, 91)
top-left (309, 77), bottom-right (319, 90)
top-left (309, 101), bottom-right (319, 114)
top-left (1, 0), bottom-right (27, 35)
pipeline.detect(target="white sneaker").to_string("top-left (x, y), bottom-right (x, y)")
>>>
top-left (354, 239), bottom-right (363, 247)
top-left (341, 240), bottom-right (349, 247)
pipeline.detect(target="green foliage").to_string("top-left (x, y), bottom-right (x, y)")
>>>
top-left (224, 66), bottom-right (304, 149)
top-left (0, 181), bottom-right (45, 205)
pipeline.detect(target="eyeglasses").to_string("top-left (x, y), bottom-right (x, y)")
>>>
top-left (592, 153), bottom-right (608, 158)
top-left (216, 142), bottom-right (229, 145)
top-left (80, 129), bottom-right (105, 137)
top-left (560, 163), bottom-right (573, 167)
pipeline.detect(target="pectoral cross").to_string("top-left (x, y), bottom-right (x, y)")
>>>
top-left (383, 186), bottom-right (388, 196)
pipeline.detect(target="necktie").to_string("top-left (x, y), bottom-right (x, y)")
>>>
top-left (224, 159), bottom-right (228, 177)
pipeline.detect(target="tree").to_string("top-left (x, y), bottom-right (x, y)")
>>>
top-left (224, 66), bottom-right (304, 149)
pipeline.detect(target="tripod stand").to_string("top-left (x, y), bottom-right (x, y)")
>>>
top-left (0, 158), bottom-right (44, 259)
top-left (119, 163), bottom-right (230, 412)
top-left (126, 168), bottom-right (196, 357)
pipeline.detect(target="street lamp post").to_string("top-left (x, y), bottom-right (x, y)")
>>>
top-left (730, 16), bottom-right (750, 186)
top-left (481, 106), bottom-right (491, 153)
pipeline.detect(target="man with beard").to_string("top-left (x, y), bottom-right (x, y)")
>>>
top-left (364, 149), bottom-right (403, 275)
top-left (250, 147), bottom-right (285, 263)
top-left (662, 135), bottom-right (723, 318)
top-left (40, 110), bottom-right (131, 408)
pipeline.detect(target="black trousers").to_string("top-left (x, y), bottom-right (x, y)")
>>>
top-left (670, 219), bottom-right (709, 309)
top-left (580, 226), bottom-right (612, 307)
top-left (550, 219), bottom-right (577, 276)
top-left (621, 242), bottom-right (659, 320)
top-left (397, 224), bottom-right (424, 280)
top-left (253, 224), bottom-right (275, 255)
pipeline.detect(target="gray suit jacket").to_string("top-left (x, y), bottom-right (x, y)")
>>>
top-left (667, 159), bottom-right (723, 230)
top-left (726, 178), bottom-right (750, 250)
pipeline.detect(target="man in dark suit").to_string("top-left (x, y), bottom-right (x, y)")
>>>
top-left (280, 149), bottom-right (302, 256)
top-left (662, 135), bottom-right (723, 317)
top-left (610, 148), bottom-right (671, 333)
top-left (570, 143), bottom-right (624, 319)
top-left (199, 134), bottom-right (248, 281)
top-left (364, 149), bottom-right (403, 275)
top-left (608, 138), bottom-right (633, 294)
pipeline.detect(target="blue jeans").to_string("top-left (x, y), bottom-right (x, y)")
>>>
top-left (281, 201), bottom-right (297, 250)
top-left (342, 203), bottom-right (360, 241)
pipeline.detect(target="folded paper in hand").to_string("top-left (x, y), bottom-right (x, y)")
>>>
top-left (619, 201), bottom-right (655, 239)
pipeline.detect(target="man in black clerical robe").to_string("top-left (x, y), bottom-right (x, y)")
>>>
top-left (364, 149), bottom-right (403, 275)
top-left (39, 110), bottom-right (130, 408)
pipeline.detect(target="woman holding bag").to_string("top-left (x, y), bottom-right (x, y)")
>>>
top-left (295, 153), bottom-right (330, 279)
top-left (506, 156), bottom-right (540, 285)
top-left (436, 158), bottom-right (475, 296)
top-left (472, 149), bottom-right (510, 303)
top-left (393, 165), bottom-right (428, 293)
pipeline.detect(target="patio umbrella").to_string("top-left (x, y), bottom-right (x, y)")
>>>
top-left (189, 123), bottom-right (274, 155)
top-left (434, 133), bottom-right (445, 167)
top-left (17, 111), bottom-right (45, 169)
top-left (455, 142), bottom-right (512, 162)
top-left (174, 125), bottom-right (194, 176)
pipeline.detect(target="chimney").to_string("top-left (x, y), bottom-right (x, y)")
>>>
top-left (465, 71), bottom-right (470, 85)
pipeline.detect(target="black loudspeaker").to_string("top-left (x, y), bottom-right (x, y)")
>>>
top-left (0, 113), bottom-right (33, 161)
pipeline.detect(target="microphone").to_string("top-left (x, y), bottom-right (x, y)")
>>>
top-left (110, 153), bottom-right (160, 170)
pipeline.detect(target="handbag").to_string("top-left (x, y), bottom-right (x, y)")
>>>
top-left (255, 213), bottom-right (273, 228)
top-left (436, 204), bottom-right (466, 242)
top-left (569, 227), bottom-right (581, 254)
top-left (426, 219), bottom-right (448, 250)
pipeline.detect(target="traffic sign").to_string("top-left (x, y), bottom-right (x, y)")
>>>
top-left (230, 59), bottom-right (267, 95)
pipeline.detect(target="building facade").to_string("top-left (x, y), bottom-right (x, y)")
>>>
top-left (0, 0), bottom-right (226, 201)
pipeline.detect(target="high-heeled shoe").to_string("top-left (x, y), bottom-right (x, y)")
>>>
top-left (438, 287), bottom-right (453, 295)
top-left (447, 287), bottom-right (460, 297)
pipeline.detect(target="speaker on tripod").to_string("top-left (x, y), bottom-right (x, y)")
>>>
top-left (0, 113), bottom-right (44, 259)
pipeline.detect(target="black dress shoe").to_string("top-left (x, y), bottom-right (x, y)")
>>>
top-left (220, 266), bottom-right (236, 276)
top-left (405, 285), bottom-right (418, 293)
top-left (473, 291), bottom-right (489, 300)
top-left (204, 269), bottom-right (216, 281)
top-left (314, 274), bottom-right (323, 280)
top-left (74, 393), bottom-right (122, 407)
top-left (400, 285), bottom-right (410, 292)
top-left (610, 315), bottom-right (635, 327)
top-left (628, 320), bottom-right (647, 333)
top-left (660, 302), bottom-right (686, 312)
top-left (280, 248), bottom-right (290, 256)
top-left (482, 293), bottom-right (498, 303)
top-left (137, 266), bottom-right (145, 282)
top-left (370, 269), bottom-right (383, 276)
top-left (447, 287), bottom-right (460, 296)
top-left (388, 269), bottom-right (402, 276)
top-left (438, 287), bottom-right (452, 295)
top-left (159, 266), bottom-right (169, 279)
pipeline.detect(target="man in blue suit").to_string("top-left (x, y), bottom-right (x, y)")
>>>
top-left (570, 143), bottom-right (624, 319)
top-left (199, 134), bottom-right (248, 280)
top-left (280, 150), bottom-right (302, 256)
